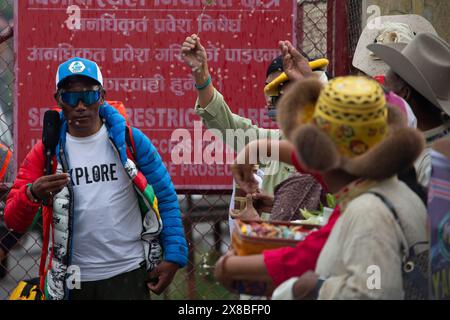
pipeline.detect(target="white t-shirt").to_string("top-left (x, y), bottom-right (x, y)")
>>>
top-left (66, 125), bottom-right (144, 282)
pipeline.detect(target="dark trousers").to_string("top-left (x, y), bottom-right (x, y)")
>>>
top-left (69, 264), bottom-right (150, 300)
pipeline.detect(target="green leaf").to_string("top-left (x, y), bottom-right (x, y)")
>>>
top-left (326, 193), bottom-right (336, 208)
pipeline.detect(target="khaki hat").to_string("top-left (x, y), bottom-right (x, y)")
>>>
top-left (353, 14), bottom-right (437, 77)
top-left (368, 32), bottom-right (450, 116)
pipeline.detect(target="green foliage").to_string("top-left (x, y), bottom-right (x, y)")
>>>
top-left (152, 249), bottom-right (238, 300)
top-left (326, 193), bottom-right (337, 208)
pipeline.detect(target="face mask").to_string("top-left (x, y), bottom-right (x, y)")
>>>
top-left (267, 108), bottom-right (277, 121)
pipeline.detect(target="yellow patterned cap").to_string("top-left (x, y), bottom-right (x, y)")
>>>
top-left (313, 76), bottom-right (387, 157)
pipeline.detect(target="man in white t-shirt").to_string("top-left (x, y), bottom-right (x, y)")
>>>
top-left (4, 57), bottom-right (188, 300)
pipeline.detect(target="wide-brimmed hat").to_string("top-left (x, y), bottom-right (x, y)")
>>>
top-left (368, 33), bottom-right (450, 116)
top-left (353, 14), bottom-right (437, 77)
top-left (277, 77), bottom-right (425, 179)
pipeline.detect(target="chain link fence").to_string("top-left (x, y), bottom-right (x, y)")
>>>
top-left (0, 0), bottom-right (361, 300)
top-left (0, 0), bottom-right (13, 151)
top-left (296, 0), bottom-right (362, 76)
top-left (348, 0), bottom-right (363, 62)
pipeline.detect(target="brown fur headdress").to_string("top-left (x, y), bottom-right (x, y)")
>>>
top-left (277, 77), bottom-right (425, 180)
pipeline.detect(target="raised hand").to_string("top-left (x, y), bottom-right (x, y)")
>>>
top-left (279, 40), bottom-right (314, 82)
top-left (181, 34), bottom-right (208, 72)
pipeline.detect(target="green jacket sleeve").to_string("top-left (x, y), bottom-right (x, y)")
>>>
top-left (194, 88), bottom-right (279, 151)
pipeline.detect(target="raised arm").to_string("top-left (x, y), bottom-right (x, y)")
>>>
top-left (181, 34), bottom-right (214, 108)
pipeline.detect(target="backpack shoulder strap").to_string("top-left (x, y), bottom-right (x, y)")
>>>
top-left (125, 125), bottom-right (136, 161)
top-left (367, 191), bottom-right (428, 257)
top-left (367, 191), bottom-right (401, 225)
top-left (107, 101), bottom-right (136, 161)
top-left (0, 147), bottom-right (12, 182)
top-left (367, 191), bottom-right (409, 255)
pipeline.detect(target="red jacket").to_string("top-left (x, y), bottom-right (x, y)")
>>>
top-left (4, 141), bottom-right (54, 233)
top-left (262, 152), bottom-right (340, 287)
top-left (4, 141), bottom-right (56, 291)
top-left (263, 206), bottom-right (340, 287)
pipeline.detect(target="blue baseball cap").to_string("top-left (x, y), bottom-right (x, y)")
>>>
top-left (55, 57), bottom-right (103, 90)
